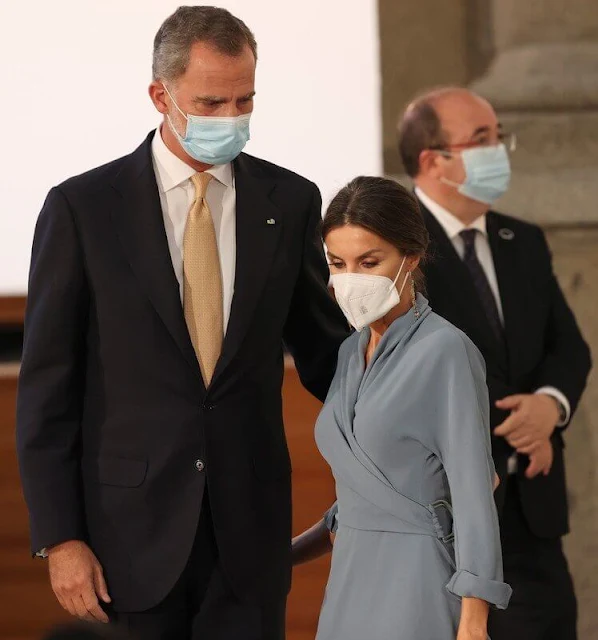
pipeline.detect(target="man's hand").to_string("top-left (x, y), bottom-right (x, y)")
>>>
top-left (494, 393), bottom-right (560, 453)
top-left (291, 519), bottom-right (333, 566)
top-left (48, 540), bottom-right (111, 623)
top-left (524, 439), bottom-right (554, 479)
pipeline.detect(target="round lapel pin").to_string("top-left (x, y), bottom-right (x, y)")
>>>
top-left (498, 228), bottom-right (515, 240)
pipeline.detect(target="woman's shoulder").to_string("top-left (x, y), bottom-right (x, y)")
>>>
top-left (416, 311), bottom-right (485, 369)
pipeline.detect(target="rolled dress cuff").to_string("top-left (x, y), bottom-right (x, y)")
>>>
top-left (446, 570), bottom-right (512, 610)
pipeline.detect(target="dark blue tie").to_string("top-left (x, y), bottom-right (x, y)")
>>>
top-left (459, 229), bottom-right (503, 341)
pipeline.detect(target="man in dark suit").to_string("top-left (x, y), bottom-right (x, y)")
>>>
top-left (398, 87), bottom-right (591, 640)
top-left (16, 7), bottom-right (348, 640)
top-left (42, 622), bottom-right (131, 640)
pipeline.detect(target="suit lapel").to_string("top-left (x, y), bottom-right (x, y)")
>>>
top-left (486, 213), bottom-right (527, 376)
top-left (421, 205), bottom-right (508, 374)
top-left (110, 132), bottom-right (204, 385)
top-left (212, 153), bottom-right (283, 381)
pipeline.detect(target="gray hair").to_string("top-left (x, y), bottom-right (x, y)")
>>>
top-left (152, 6), bottom-right (257, 82)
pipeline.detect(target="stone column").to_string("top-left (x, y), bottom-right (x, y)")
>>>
top-left (470, 0), bottom-right (598, 224)
top-left (471, 2), bottom-right (598, 636)
top-left (378, 0), bottom-right (470, 175)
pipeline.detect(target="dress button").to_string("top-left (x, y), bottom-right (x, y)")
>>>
top-left (195, 459), bottom-right (205, 472)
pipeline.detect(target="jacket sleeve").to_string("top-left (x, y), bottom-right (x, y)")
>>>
top-left (432, 332), bottom-right (512, 609)
top-left (16, 187), bottom-right (89, 553)
top-left (283, 184), bottom-right (350, 402)
top-left (530, 227), bottom-right (591, 424)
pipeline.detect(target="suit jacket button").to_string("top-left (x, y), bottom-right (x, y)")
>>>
top-left (195, 459), bottom-right (205, 472)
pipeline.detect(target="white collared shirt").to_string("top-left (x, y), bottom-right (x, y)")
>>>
top-left (415, 187), bottom-right (570, 442)
top-left (415, 187), bottom-right (504, 324)
top-left (151, 128), bottom-right (236, 331)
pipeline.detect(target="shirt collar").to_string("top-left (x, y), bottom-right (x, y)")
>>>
top-left (151, 127), bottom-right (233, 192)
top-left (415, 186), bottom-right (486, 240)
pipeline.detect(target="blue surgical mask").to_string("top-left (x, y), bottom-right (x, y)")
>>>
top-left (163, 84), bottom-right (251, 165)
top-left (441, 144), bottom-right (511, 205)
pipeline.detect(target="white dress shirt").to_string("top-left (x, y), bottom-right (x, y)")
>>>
top-left (415, 188), bottom-right (570, 472)
top-left (151, 128), bottom-right (236, 331)
top-left (416, 188), bottom-right (505, 324)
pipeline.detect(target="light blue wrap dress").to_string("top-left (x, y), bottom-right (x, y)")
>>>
top-left (314, 295), bottom-right (511, 640)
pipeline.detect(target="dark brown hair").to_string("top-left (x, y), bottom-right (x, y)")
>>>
top-left (397, 91), bottom-right (450, 178)
top-left (321, 176), bottom-right (429, 290)
top-left (153, 6), bottom-right (257, 82)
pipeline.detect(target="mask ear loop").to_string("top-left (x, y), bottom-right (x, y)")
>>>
top-left (163, 84), bottom-right (190, 143)
top-left (439, 176), bottom-right (462, 189)
top-left (163, 84), bottom-right (188, 120)
top-left (389, 256), bottom-right (410, 298)
top-left (380, 256), bottom-right (410, 328)
top-left (435, 149), bottom-right (464, 190)
top-left (398, 271), bottom-right (410, 299)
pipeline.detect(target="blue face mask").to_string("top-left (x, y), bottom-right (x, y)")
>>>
top-left (441, 144), bottom-right (511, 205)
top-left (163, 85), bottom-right (251, 165)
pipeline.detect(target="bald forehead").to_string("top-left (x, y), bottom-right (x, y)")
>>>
top-left (432, 90), bottom-right (498, 141)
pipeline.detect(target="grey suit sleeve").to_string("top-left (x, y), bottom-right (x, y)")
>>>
top-left (433, 334), bottom-right (512, 610)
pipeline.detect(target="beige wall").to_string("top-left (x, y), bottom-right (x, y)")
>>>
top-left (379, 0), bottom-right (467, 175)
top-left (379, 0), bottom-right (494, 174)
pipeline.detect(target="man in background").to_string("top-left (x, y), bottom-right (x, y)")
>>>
top-left (17, 6), bottom-right (348, 639)
top-left (398, 87), bottom-right (591, 639)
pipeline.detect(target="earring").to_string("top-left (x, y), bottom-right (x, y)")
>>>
top-left (410, 274), bottom-right (420, 318)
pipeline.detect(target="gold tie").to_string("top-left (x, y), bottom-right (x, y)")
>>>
top-left (183, 172), bottom-right (223, 385)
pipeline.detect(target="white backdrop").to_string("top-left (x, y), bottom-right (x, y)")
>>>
top-left (0, 1), bottom-right (381, 294)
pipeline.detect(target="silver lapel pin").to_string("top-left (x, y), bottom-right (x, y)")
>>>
top-left (499, 228), bottom-right (515, 240)
top-left (266, 218), bottom-right (276, 225)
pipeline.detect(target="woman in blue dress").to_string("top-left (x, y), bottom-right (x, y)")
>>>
top-left (293, 177), bottom-right (511, 639)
